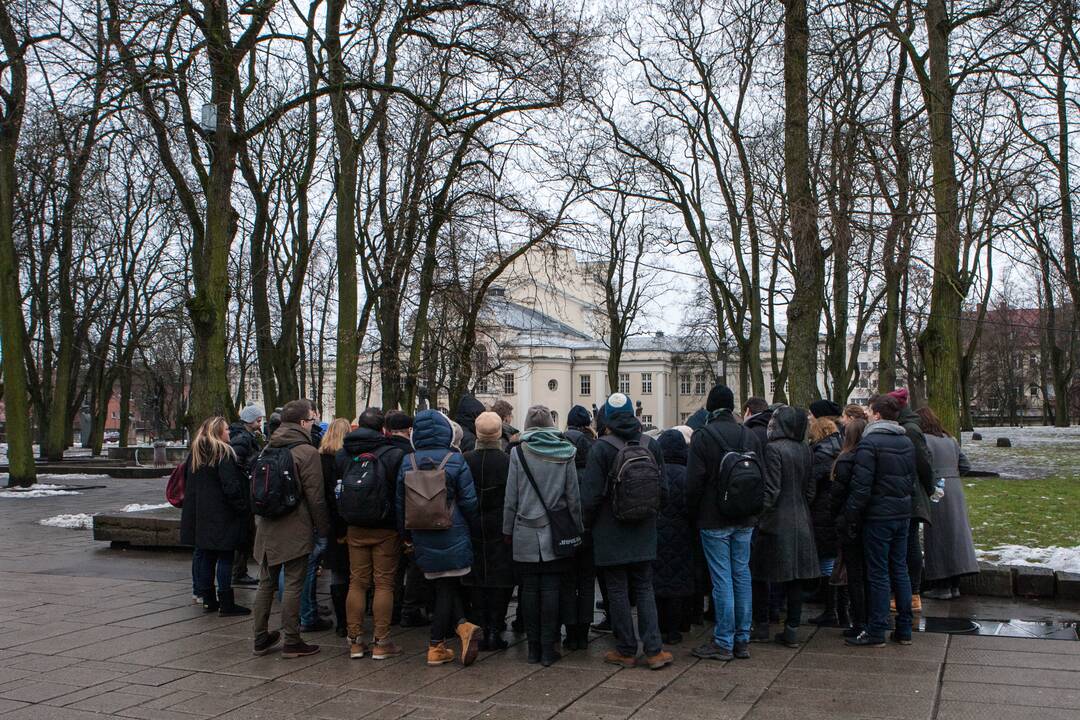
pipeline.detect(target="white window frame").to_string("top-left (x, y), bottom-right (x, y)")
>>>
top-left (503, 373), bottom-right (515, 395)
top-left (580, 374), bottom-right (591, 396)
top-left (641, 373), bottom-right (652, 394)
top-left (618, 372), bottom-right (630, 394)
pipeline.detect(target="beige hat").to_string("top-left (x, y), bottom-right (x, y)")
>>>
top-left (475, 411), bottom-right (503, 442)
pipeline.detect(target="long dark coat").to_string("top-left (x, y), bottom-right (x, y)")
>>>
top-left (810, 432), bottom-right (842, 559)
top-left (463, 443), bottom-right (515, 587)
top-left (750, 406), bottom-right (820, 582)
top-left (180, 455), bottom-right (249, 551)
top-left (653, 430), bottom-right (694, 598)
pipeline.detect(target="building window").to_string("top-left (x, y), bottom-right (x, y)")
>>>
top-left (548, 379), bottom-right (558, 392)
top-left (680, 412), bottom-right (690, 423)
top-left (641, 373), bottom-right (652, 394)
top-left (641, 414), bottom-right (653, 425)
top-left (618, 373), bottom-right (630, 394)
top-left (503, 373), bottom-right (515, 395)
top-left (580, 374), bottom-right (591, 396)
top-left (679, 374), bottom-right (691, 395)
top-left (694, 373), bottom-right (707, 395)
top-left (1030, 385), bottom-right (1039, 398)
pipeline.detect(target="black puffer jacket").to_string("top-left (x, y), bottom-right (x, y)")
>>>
top-left (180, 456), bottom-right (248, 551)
top-left (898, 405), bottom-right (935, 524)
top-left (653, 430), bottom-right (694, 598)
top-left (455, 396), bottom-right (485, 453)
top-left (686, 410), bottom-right (764, 529)
top-left (228, 422), bottom-right (261, 475)
top-left (810, 432), bottom-right (842, 559)
top-left (463, 443), bottom-right (514, 587)
top-left (335, 427), bottom-right (404, 531)
top-left (564, 427), bottom-right (596, 472)
top-left (844, 420), bottom-right (915, 527)
top-left (581, 412), bottom-right (667, 567)
top-left (750, 406), bottom-right (819, 582)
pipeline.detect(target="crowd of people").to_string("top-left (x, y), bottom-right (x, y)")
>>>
top-left (176, 382), bottom-right (978, 667)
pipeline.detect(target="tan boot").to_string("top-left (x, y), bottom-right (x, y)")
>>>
top-left (911, 594), bottom-right (922, 613)
top-left (456, 621), bottom-right (480, 667)
top-left (426, 641), bottom-right (454, 666)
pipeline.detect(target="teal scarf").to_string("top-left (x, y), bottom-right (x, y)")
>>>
top-left (520, 428), bottom-right (576, 460)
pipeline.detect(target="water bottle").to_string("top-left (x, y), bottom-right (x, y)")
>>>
top-left (931, 478), bottom-right (945, 503)
top-left (334, 478), bottom-right (343, 500)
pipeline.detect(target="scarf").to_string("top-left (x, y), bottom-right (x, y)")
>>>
top-left (707, 408), bottom-right (734, 422)
top-left (519, 427), bottom-right (576, 460)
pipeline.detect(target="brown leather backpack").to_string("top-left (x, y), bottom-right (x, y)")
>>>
top-left (403, 453), bottom-right (454, 530)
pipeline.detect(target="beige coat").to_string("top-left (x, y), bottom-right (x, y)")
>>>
top-left (253, 423), bottom-right (332, 566)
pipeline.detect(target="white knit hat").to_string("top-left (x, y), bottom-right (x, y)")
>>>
top-left (239, 404), bottom-right (265, 424)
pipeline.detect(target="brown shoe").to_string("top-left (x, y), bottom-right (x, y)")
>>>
top-left (911, 594), bottom-right (922, 613)
top-left (427, 641), bottom-right (454, 666)
top-left (603, 650), bottom-right (637, 668)
top-left (349, 639), bottom-right (368, 659)
top-left (456, 621), bottom-right (480, 667)
top-left (252, 630), bottom-right (281, 656)
top-left (371, 639), bottom-right (402, 660)
top-left (281, 641), bottom-right (320, 658)
top-left (644, 650), bottom-right (674, 670)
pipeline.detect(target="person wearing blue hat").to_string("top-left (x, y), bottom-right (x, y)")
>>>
top-left (581, 393), bottom-right (673, 670)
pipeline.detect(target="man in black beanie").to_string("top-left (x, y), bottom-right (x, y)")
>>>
top-left (809, 399), bottom-right (842, 420)
top-left (685, 384), bottom-right (763, 661)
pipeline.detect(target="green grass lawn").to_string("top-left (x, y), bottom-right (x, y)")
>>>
top-left (963, 475), bottom-right (1080, 550)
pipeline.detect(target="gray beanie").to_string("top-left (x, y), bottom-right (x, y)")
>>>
top-left (524, 405), bottom-right (555, 430)
top-left (240, 404), bottom-right (265, 424)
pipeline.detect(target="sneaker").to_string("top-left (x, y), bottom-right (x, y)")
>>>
top-left (842, 625), bottom-right (863, 638)
top-left (749, 622), bottom-right (771, 643)
top-left (349, 639), bottom-right (368, 659)
top-left (644, 650), bottom-right (674, 670)
top-left (889, 631), bottom-right (913, 646)
top-left (951, 586), bottom-right (961, 599)
top-left (281, 641), bottom-right (320, 658)
top-left (252, 630), bottom-right (281, 656)
top-left (371, 639), bottom-right (402, 660)
top-left (192, 594), bottom-right (203, 605)
top-left (299, 617), bottom-right (333, 633)
top-left (456, 621), bottom-right (481, 667)
top-left (774, 627), bottom-right (800, 649)
top-left (733, 642), bottom-right (750, 659)
top-left (691, 640), bottom-right (733, 661)
top-left (603, 650), bottom-right (637, 668)
top-left (845, 631), bottom-right (886, 648)
top-left (427, 641), bottom-right (454, 666)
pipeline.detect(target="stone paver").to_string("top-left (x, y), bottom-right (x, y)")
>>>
top-left (0, 473), bottom-right (1078, 719)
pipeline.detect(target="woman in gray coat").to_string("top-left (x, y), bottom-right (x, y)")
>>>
top-left (917, 407), bottom-right (978, 598)
top-left (750, 405), bottom-right (819, 648)
top-left (503, 406), bottom-right (583, 667)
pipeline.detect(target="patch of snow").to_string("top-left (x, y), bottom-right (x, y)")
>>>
top-left (121, 503), bottom-right (171, 513)
top-left (977, 544), bottom-right (1080, 574)
top-left (0, 487), bottom-right (80, 498)
top-left (39, 514), bottom-right (94, 529)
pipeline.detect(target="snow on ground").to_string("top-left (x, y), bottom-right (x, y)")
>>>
top-left (121, 503), bottom-right (171, 512)
top-left (38, 514), bottom-right (95, 530)
top-left (962, 425), bottom-right (1080, 479)
top-left (0, 485), bottom-right (80, 498)
top-left (977, 544), bottom-right (1080, 574)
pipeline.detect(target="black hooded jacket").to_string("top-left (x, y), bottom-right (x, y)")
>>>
top-left (685, 410), bottom-right (764, 529)
top-left (455, 396), bottom-right (485, 453)
top-left (334, 427), bottom-right (404, 530)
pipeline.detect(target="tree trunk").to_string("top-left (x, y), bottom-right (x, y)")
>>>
top-left (119, 369), bottom-right (132, 447)
top-left (782, 0), bottom-right (823, 407)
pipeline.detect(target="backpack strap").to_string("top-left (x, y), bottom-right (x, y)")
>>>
top-left (599, 435), bottom-right (626, 450)
top-left (516, 446), bottom-right (553, 515)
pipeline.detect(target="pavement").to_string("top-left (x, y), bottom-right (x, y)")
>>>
top-left (1, 475), bottom-right (1079, 720)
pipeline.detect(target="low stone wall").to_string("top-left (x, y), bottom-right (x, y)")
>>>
top-left (958, 561), bottom-right (1080, 601)
top-left (93, 506), bottom-right (185, 547)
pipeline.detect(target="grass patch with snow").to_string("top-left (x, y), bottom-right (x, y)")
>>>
top-left (965, 474), bottom-right (1080, 550)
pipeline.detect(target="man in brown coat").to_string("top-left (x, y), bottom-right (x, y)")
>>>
top-left (251, 399), bottom-right (332, 658)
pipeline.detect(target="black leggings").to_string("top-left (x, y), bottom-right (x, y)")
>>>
top-left (430, 577), bottom-right (465, 644)
top-left (656, 596), bottom-right (685, 635)
top-left (519, 566), bottom-right (564, 648)
top-left (565, 549), bottom-right (596, 626)
top-left (843, 539), bottom-right (868, 630)
top-left (907, 520), bottom-right (923, 594)
top-left (468, 586), bottom-right (512, 630)
top-left (753, 579), bottom-right (803, 628)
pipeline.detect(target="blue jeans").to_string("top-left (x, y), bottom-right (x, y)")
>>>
top-left (194, 549), bottom-right (233, 598)
top-left (300, 535), bottom-right (328, 626)
top-left (700, 527), bottom-right (753, 650)
top-left (191, 548), bottom-right (203, 596)
top-left (863, 519), bottom-right (912, 639)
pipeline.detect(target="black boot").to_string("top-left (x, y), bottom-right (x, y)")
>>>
top-left (218, 589), bottom-right (250, 617)
top-left (202, 587), bottom-right (220, 613)
top-left (330, 585), bottom-right (348, 638)
top-left (527, 642), bottom-right (541, 664)
top-left (809, 587), bottom-right (838, 626)
top-left (488, 625), bottom-right (508, 651)
top-left (836, 586), bottom-right (851, 628)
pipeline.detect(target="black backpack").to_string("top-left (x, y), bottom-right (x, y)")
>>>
top-left (337, 446), bottom-right (393, 527)
top-left (600, 435), bottom-right (661, 522)
top-left (703, 424), bottom-right (765, 518)
top-left (249, 443), bottom-right (304, 518)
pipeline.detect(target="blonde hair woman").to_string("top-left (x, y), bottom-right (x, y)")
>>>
top-left (318, 418), bottom-right (352, 636)
top-left (180, 417), bottom-right (251, 616)
top-left (807, 416), bottom-right (844, 626)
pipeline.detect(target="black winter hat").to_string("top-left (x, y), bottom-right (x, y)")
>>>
top-left (384, 411), bottom-right (414, 431)
top-left (567, 405), bottom-right (591, 428)
top-left (706, 384), bottom-right (735, 412)
top-left (809, 399), bottom-right (842, 418)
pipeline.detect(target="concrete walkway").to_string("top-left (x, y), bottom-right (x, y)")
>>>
top-left (1, 475), bottom-right (1078, 720)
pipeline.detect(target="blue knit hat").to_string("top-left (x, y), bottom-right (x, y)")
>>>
top-left (604, 392), bottom-right (634, 417)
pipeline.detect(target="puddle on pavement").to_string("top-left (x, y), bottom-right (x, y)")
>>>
top-left (917, 615), bottom-right (1079, 640)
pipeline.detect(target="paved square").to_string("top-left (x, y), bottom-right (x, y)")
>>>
top-left (1, 475), bottom-right (1078, 719)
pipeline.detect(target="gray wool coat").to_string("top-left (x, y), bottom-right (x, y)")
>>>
top-left (750, 406), bottom-right (820, 583)
top-left (923, 434), bottom-right (979, 581)
top-left (503, 443), bottom-right (583, 564)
